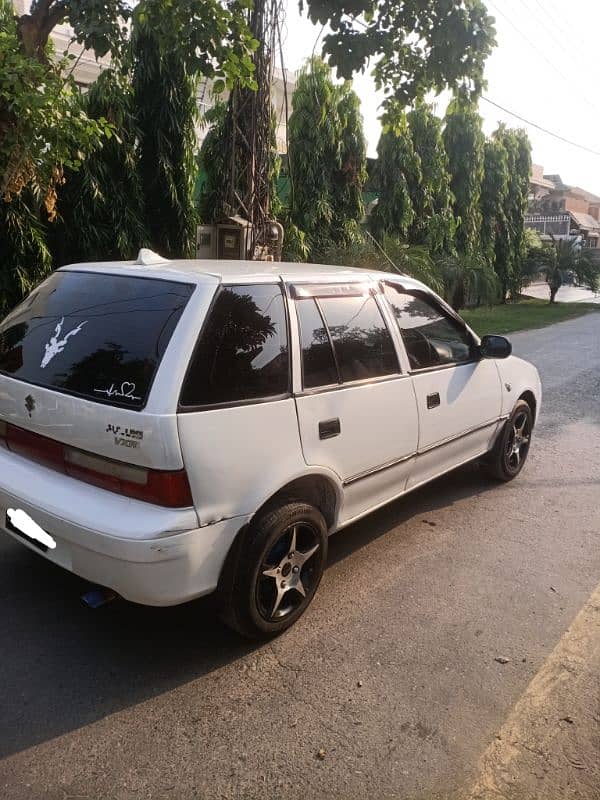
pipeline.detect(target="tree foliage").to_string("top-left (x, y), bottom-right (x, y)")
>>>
top-left (480, 138), bottom-right (509, 272)
top-left (369, 114), bottom-right (419, 242)
top-left (443, 93), bottom-right (485, 255)
top-left (0, 1), bottom-right (111, 214)
top-left (0, 193), bottom-right (51, 315)
top-left (52, 70), bottom-right (147, 265)
top-left (302, 0), bottom-right (495, 115)
top-left (197, 101), bottom-right (229, 224)
top-left (334, 83), bottom-right (368, 240)
top-left (2, 0), bottom-right (256, 207)
top-left (489, 125), bottom-right (531, 299)
top-left (132, 21), bottom-right (198, 259)
top-left (406, 102), bottom-right (455, 254)
top-left (287, 58), bottom-right (366, 257)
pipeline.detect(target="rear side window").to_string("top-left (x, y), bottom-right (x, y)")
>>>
top-left (0, 271), bottom-right (194, 409)
top-left (317, 294), bottom-right (399, 383)
top-left (180, 284), bottom-right (289, 407)
top-left (296, 298), bottom-right (338, 388)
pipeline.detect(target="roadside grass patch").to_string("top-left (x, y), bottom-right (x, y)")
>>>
top-left (462, 297), bottom-right (599, 337)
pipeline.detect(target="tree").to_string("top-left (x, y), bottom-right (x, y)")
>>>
top-left (534, 238), bottom-right (600, 303)
top-left (303, 1), bottom-right (495, 115)
top-left (52, 70), bottom-right (147, 265)
top-left (288, 58), bottom-right (366, 257)
top-left (197, 102), bottom-right (229, 224)
top-left (0, 0), bottom-right (111, 215)
top-left (2, 0), bottom-right (256, 206)
top-left (434, 252), bottom-right (498, 311)
top-left (443, 92), bottom-right (485, 255)
top-left (333, 83), bottom-right (368, 242)
top-left (480, 138), bottom-right (509, 273)
top-left (369, 114), bottom-right (420, 242)
top-left (406, 101), bottom-right (455, 254)
top-left (506, 128), bottom-right (532, 297)
top-left (132, 22), bottom-right (198, 258)
top-left (0, 194), bottom-right (51, 315)
top-left (491, 125), bottom-right (532, 299)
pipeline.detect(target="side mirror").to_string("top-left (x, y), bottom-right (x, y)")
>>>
top-left (479, 334), bottom-right (512, 360)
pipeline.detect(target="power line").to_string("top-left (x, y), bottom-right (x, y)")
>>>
top-left (486, 0), bottom-right (600, 117)
top-left (481, 96), bottom-right (600, 157)
top-left (524, 0), bottom-right (598, 81)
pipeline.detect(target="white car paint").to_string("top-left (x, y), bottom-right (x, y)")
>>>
top-left (0, 257), bottom-right (542, 606)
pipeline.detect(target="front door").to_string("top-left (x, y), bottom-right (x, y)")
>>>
top-left (382, 283), bottom-right (503, 490)
top-left (292, 283), bottom-right (419, 526)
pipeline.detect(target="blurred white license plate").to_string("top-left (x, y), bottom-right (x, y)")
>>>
top-left (5, 508), bottom-right (56, 553)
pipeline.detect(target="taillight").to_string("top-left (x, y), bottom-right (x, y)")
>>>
top-left (2, 422), bottom-right (193, 508)
top-left (7, 424), bottom-right (65, 472)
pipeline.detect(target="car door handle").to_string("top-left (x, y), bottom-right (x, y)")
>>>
top-left (319, 418), bottom-right (341, 440)
top-left (427, 392), bottom-right (441, 409)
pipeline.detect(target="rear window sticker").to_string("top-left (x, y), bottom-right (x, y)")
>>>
top-left (94, 382), bottom-right (141, 402)
top-left (41, 318), bottom-right (88, 369)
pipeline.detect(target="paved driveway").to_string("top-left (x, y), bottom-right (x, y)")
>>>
top-left (1, 313), bottom-right (599, 800)
top-left (523, 282), bottom-right (600, 303)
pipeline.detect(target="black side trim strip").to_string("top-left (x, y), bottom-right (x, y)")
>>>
top-left (342, 415), bottom-right (509, 486)
top-left (343, 453), bottom-right (415, 486)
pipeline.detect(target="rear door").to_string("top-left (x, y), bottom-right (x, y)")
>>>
top-left (292, 282), bottom-right (419, 525)
top-left (0, 268), bottom-right (206, 471)
top-left (382, 283), bottom-right (503, 489)
top-left (176, 281), bottom-right (306, 526)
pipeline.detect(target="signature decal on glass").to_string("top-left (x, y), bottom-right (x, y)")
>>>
top-left (41, 317), bottom-right (88, 369)
top-left (94, 382), bottom-right (142, 402)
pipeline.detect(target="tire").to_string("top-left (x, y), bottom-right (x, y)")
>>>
top-left (219, 502), bottom-right (328, 639)
top-left (482, 400), bottom-right (533, 482)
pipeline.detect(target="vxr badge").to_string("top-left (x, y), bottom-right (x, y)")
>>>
top-left (25, 394), bottom-right (35, 417)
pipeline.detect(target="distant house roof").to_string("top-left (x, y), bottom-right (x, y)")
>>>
top-left (569, 211), bottom-right (600, 231)
top-left (569, 186), bottom-right (600, 203)
top-left (544, 174), bottom-right (566, 189)
top-left (531, 164), bottom-right (555, 189)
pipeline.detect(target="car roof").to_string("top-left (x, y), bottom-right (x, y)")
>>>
top-left (59, 255), bottom-right (429, 293)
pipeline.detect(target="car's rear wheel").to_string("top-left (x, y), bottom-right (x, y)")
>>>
top-left (482, 400), bottom-right (533, 481)
top-left (219, 502), bottom-right (328, 639)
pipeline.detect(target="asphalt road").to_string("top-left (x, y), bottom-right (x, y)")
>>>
top-left (1, 312), bottom-right (599, 800)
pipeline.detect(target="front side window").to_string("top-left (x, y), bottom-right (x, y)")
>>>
top-left (180, 284), bottom-right (289, 407)
top-left (383, 284), bottom-right (474, 371)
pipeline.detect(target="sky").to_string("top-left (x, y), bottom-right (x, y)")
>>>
top-left (281, 0), bottom-right (600, 195)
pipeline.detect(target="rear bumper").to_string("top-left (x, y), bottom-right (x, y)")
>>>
top-left (0, 447), bottom-right (250, 605)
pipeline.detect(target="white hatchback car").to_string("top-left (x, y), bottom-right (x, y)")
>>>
top-left (0, 252), bottom-right (541, 637)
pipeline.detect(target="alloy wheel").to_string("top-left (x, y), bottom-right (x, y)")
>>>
top-left (256, 522), bottom-right (322, 622)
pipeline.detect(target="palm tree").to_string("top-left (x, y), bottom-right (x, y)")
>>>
top-left (527, 237), bottom-right (600, 303)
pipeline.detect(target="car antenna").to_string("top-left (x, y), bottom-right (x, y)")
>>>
top-left (364, 231), bottom-right (407, 275)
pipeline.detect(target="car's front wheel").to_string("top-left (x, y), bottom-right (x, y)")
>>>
top-left (482, 399), bottom-right (533, 481)
top-left (219, 502), bottom-right (328, 639)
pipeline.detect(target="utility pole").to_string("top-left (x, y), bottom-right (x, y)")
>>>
top-left (222, 0), bottom-right (284, 260)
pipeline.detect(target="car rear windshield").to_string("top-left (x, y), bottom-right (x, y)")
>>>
top-left (0, 271), bottom-right (194, 410)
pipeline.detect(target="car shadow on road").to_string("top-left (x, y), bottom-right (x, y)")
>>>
top-left (0, 462), bottom-right (495, 760)
top-left (327, 462), bottom-right (493, 568)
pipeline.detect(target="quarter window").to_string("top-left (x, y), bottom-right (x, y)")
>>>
top-left (383, 285), bottom-right (474, 370)
top-left (180, 284), bottom-right (289, 406)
